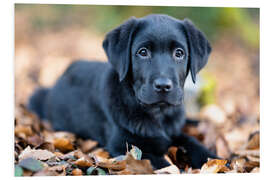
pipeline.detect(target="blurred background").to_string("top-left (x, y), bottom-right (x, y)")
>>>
top-left (15, 4), bottom-right (259, 160)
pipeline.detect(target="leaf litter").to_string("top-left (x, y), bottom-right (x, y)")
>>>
top-left (14, 22), bottom-right (260, 176)
top-left (14, 103), bottom-right (260, 176)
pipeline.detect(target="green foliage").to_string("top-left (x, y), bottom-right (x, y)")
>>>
top-left (130, 145), bottom-right (142, 160)
top-left (15, 165), bottom-right (23, 176)
top-left (86, 167), bottom-right (107, 175)
top-left (18, 158), bottom-right (43, 172)
top-left (197, 73), bottom-right (217, 107)
top-left (15, 4), bottom-right (259, 49)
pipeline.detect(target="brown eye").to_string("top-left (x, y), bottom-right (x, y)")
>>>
top-left (174, 48), bottom-right (185, 60)
top-left (137, 47), bottom-right (150, 58)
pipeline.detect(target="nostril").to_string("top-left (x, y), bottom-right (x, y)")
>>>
top-left (165, 85), bottom-right (172, 91)
top-left (156, 85), bottom-right (161, 90)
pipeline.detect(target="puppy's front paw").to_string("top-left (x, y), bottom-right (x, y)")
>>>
top-left (180, 146), bottom-right (217, 169)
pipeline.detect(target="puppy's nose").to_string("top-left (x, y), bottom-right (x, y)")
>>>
top-left (153, 78), bottom-right (173, 92)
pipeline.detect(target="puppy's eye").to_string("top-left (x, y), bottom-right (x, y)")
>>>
top-left (137, 47), bottom-right (150, 58)
top-left (173, 48), bottom-right (185, 60)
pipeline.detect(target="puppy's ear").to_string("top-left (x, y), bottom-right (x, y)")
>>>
top-left (103, 17), bottom-right (138, 82)
top-left (183, 19), bottom-right (211, 83)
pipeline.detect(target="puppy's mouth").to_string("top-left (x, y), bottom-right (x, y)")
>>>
top-left (136, 97), bottom-right (181, 108)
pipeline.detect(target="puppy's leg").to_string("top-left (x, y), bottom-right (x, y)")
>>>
top-left (172, 133), bottom-right (218, 169)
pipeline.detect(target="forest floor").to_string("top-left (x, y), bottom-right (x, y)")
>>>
top-left (14, 19), bottom-right (260, 175)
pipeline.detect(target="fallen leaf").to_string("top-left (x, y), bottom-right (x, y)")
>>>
top-left (246, 131), bottom-right (259, 150)
top-left (53, 152), bottom-right (64, 158)
top-left (35, 142), bottom-right (55, 152)
top-left (15, 125), bottom-right (33, 137)
top-left (15, 165), bottom-right (24, 176)
top-left (246, 155), bottom-right (260, 162)
top-left (125, 153), bottom-right (154, 174)
top-left (74, 157), bottom-right (93, 167)
top-left (73, 150), bottom-right (94, 164)
top-left (130, 145), bottom-right (142, 160)
top-left (22, 169), bottom-right (34, 176)
top-left (244, 161), bottom-right (259, 172)
top-left (33, 169), bottom-right (59, 176)
top-left (78, 139), bottom-right (98, 153)
top-left (19, 158), bottom-right (43, 172)
top-left (97, 158), bottom-right (126, 171)
top-left (19, 146), bottom-right (56, 161)
top-left (155, 165), bottom-right (180, 174)
top-left (90, 148), bottom-right (110, 159)
top-left (86, 167), bottom-right (107, 175)
top-left (53, 138), bottom-right (74, 153)
top-left (200, 159), bottom-right (227, 173)
top-left (27, 134), bottom-right (44, 146)
top-left (72, 168), bottom-right (83, 176)
top-left (230, 158), bottom-right (246, 172)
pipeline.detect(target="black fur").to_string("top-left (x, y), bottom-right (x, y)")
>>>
top-left (28, 14), bottom-right (216, 169)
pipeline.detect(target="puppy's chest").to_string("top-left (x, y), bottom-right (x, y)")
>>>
top-left (149, 107), bottom-right (184, 136)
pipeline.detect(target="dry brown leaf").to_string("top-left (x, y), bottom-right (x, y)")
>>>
top-left (155, 165), bottom-right (180, 174)
top-left (184, 167), bottom-right (200, 174)
top-left (74, 157), bottom-right (93, 167)
top-left (125, 153), bottom-right (154, 174)
top-left (72, 168), bottom-right (83, 176)
top-left (78, 139), bottom-right (98, 153)
top-left (53, 138), bottom-right (74, 153)
top-left (19, 146), bottom-right (55, 161)
top-left (109, 168), bottom-right (132, 175)
top-left (27, 135), bottom-right (44, 147)
top-left (246, 155), bottom-right (260, 162)
top-left (200, 159), bottom-right (227, 173)
top-left (58, 150), bottom-right (76, 160)
top-left (35, 142), bottom-right (55, 152)
top-left (53, 132), bottom-right (76, 142)
top-left (230, 158), bottom-right (246, 172)
top-left (33, 169), bottom-right (59, 176)
top-left (97, 158), bottom-right (126, 171)
top-left (246, 131), bottom-right (259, 150)
top-left (244, 161), bottom-right (260, 172)
top-left (53, 152), bottom-right (64, 158)
top-left (23, 169), bottom-right (33, 176)
top-left (73, 150), bottom-right (94, 164)
top-left (15, 125), bottom-right (33, 137)
top-left (90, 148), bottom-right (110, 159)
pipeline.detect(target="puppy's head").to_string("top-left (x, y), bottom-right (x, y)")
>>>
top-left (103, 14), bottom-right (211, 107)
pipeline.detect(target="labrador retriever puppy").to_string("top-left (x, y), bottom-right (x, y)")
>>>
top-left (28, 14), bottom-right (216, 169)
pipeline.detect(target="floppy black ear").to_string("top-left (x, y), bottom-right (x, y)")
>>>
top-left (103, 17), bottom-right (138, 82)
top-left (183, 19), bottom-right (211, 83)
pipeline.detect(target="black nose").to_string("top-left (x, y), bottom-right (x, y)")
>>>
top-left (153, 78), bottom-right (173, 92)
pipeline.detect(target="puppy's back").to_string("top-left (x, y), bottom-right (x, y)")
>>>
top-left (28, 60), bottom-right (112, 142)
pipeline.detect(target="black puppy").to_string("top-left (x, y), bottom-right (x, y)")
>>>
top-left (28, 14), bottom-right (216, 169)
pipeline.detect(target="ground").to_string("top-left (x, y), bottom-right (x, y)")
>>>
top-left (14, 23), bottom-right (259, 175)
